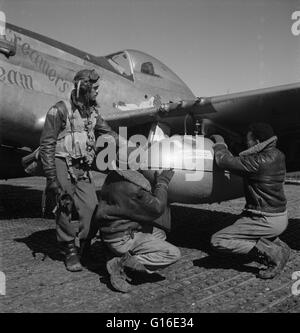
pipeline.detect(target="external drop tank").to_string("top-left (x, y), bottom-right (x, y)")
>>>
top-left (96, 134), bottom-right (244, 204)
top-left (140, 135), bottom-right (244, 204)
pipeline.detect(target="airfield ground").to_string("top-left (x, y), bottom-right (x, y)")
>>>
top-left (0, 176), bottom-right (300, 313)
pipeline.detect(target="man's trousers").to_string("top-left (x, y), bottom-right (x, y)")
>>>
top-left (55, 157), bottom-right (98, 243)
top-left (211, 210), bottom-right (288, 255)
top-left (103, 226), bottom-right (181, 272)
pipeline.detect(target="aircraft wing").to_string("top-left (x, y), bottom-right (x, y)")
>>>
top-left (104, 82), bottom-right (300, 171)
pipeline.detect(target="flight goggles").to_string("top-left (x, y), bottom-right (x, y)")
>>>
top-left (73, 69), bottom-right (100, 84)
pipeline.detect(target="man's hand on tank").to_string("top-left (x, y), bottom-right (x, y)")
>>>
top-left (210, 134), bottom-right (225, 144)
top-left (157, 169), bottom-right (175, 183)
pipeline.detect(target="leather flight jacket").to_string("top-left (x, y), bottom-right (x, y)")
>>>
top-left (40, 96), bottom-right (118, 184)
top-left (96, 171), bottom-right (172, 240)
top-left (213, 136), bottom-right (287, 214)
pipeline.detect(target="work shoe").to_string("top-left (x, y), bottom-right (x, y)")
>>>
top-left (120, 252), bottom-right (147, 273)
top-left (106, 256), bottom-right (132, 293)
top-left (253, 238), bottom-right (290, 279)
top-left (62, 241), bottom-right (83, 272)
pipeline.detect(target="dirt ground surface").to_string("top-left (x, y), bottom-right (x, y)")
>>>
top-left (0, 176), bottom-right (300, 313)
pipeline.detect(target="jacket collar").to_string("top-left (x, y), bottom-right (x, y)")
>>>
top-left (239, 136), bottom-right (277, 157)
top-left (114, 169), bottom-right (152, 192)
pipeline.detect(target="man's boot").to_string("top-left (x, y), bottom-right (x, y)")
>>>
top-left (106, 256), bottom-right (132, 293)
top-left (62, 240), bottom-right (83, 272)
top-left (251, 238), bottom-right (290, 279)
top-left (120, 252), bottom-right (148, 273)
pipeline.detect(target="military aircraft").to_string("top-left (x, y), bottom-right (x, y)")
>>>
top-left (0, 22), bottom-right (300, 204)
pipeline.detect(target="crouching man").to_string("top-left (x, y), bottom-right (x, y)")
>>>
top-left (210, 122), bottom-right (290, 279)
top-left (95, 168), bottom-right (181, 292)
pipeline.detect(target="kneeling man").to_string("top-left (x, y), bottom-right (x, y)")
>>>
top-left (95, 168), bottom-right (181, 292)
top-left (210, 122), bottom-right (290, 279)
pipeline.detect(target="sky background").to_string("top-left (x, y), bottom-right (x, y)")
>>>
top-left (1, 0), bottom-right (300, 97)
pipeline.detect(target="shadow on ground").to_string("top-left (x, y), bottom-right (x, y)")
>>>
top-left (0, 185), bottom-right (44, 219)
top-left (281, 218), bottom-right (300, 250)
top-left (14, 229), bottom-right (62, 261)
top-left (13, 228), bottom-right (165, 292)
top-left (169, 205), bottom-right (300, 274)
top-left (192, 255), bottom-right (259, 275)
top-left (14, 230), bottom-right (107, 273)
top-left (170, 205), bottom-right (300, 251)
top-left (169, 205), bottom-right (239, 252)
top-left (10, 201), bottom-right (300, 287)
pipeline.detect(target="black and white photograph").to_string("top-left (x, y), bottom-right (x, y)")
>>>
top-left (1, 0), bottom-right (300, 316)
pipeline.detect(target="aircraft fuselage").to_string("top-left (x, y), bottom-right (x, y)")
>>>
top-left (0, 23), bottom-right (194, 152)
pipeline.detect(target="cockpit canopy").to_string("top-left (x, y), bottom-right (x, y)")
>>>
top-left (104, 51), bottom-right (133, 78)
top-left (103, 49), bottom-right (192, 90)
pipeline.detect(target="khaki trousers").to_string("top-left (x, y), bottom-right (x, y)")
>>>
top-left (211, 210), bottom-right (288, 255)
top-left (104, 227), bottom-right (181, 272)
